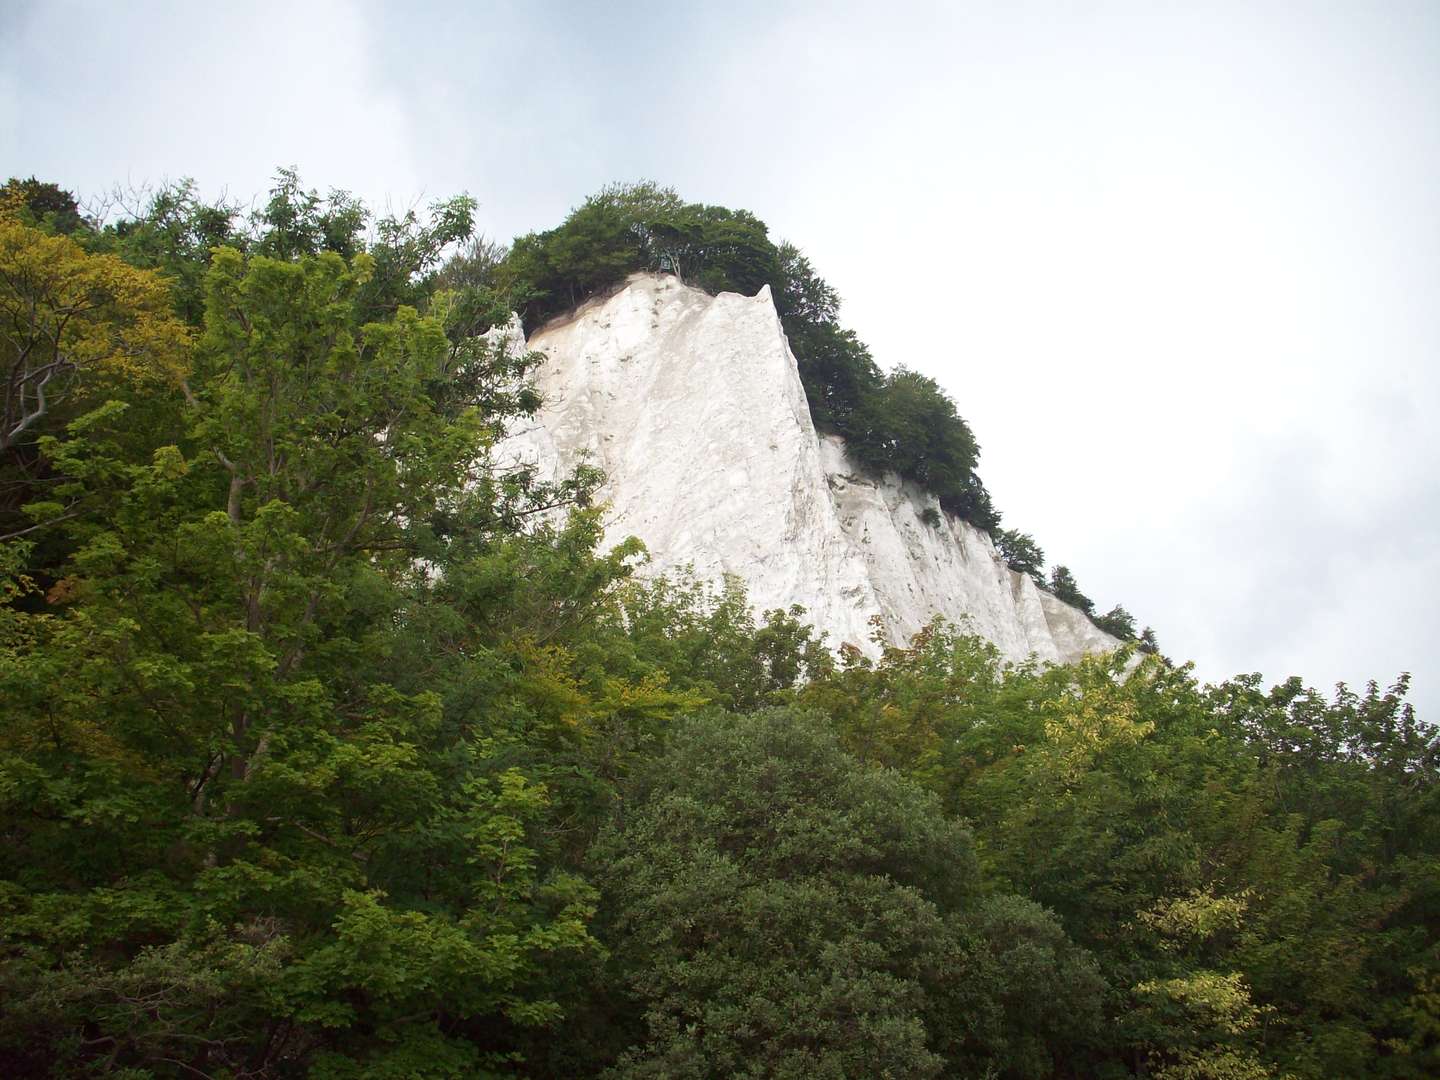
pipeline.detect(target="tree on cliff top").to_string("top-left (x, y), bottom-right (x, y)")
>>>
top-left (494, 182), bottom-right (1004, 531)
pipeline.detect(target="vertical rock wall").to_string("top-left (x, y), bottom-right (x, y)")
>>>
top-left (496, 273), bottom-right (1118, 665)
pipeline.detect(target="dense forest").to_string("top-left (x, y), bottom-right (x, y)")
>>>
top-left (0, 174), bottom-right (1435, 1078)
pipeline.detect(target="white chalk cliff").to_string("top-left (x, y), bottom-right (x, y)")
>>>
top-left (496, 273), bottom-right (1119, 666)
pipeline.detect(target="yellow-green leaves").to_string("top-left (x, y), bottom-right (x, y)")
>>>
top-left (0, 219), bottom-right (190, 452)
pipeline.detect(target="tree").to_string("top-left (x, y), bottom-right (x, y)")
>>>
top-left (0, 218), bottom-right (191, 544)
top-left (250, 166), bottom-right (368, 262)
top-left (796, 619), bottom-right (1440, 1079)
top-left (773, 241), bottom-right (839, 327)
top-left (997, 528), bottom-right (1046, 582)
top-left (0, 177), bottom-right (84, 235)
top-left (599, 574), bottom-right (832, 713)
top-left (501, 182), bottom-right (783, 331)
top-left (0, 219), bottom-right (189, 458)
top-left (593, 707), bottom-right (1101, 1078)
top-left (787, 320), bottom-right (882, 432)
top-left (94, 179), bottom-right (245, 326)
top-left (1094, 603), bottom-right (1138, 641)
top-left (1047, 564), bottom-right (1095, 615)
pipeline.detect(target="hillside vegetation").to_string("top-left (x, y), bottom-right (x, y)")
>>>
top-left (0, 173), bottom-right (1434, 1078)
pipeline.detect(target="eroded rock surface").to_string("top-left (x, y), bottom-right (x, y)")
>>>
top-left (496, 273), bottom-right (1118, 665)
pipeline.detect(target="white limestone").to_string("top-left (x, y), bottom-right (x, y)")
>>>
top-left (495, 273), bottom-right (1119, 666)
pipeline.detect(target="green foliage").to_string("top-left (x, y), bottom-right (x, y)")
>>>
top-left (1048, 563), bottom-right (1095, 615)
top-left (95, 179), bottom-right (245, 325)
top-left (1094, 603), bottom-right (1139, 640)
top-left (431, 235), bottom-right (514, 340)
top-left (251, 165), bottom-right (369, 262)
top-left (2, 169), bottom-right (1431, 1079)
top-left (593, 708), bottom-right (1101, 1078)
top-left (997, 528), bottom-right (1046, 581)
top-left (500, 181), bottom-right (778, 330)
top-left (0, 216), bottom-right (192, 557)
top-left (0, 236), bottom-right (607, 1075)
top-left (846, 366), bottom-right (996, 526)
top-left (0, 176), bottom-right (84, 234)
top-left (794, 622), bottom-right (1440, 1079)
top-left (771, 256), bottom-right (1000, 527)
top-left (599, 573), bottom-right (833, 712)
top-left (90, 169), bottom-right (476, 332)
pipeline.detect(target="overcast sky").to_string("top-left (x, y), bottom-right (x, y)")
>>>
top-left (4, 0), bottom-right (1438, 712)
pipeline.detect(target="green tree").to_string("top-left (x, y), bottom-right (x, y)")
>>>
top-left (596, 573), bottom-right (831, 713)
top-left (95, 179), bottom-right (244, 325)
top-left (0, 177), bottom-right (84, 235)
top-left (1047, 564), bottom-right (1095, 615)
top-left (250, 166), bottom-right (368, 262)
top-left (1094, 603), bottom-right (1138, 640)
top-left (997, 528), bottom-right (1046, 582)
top-left (797, 619), bottom-right (1439, 1079)
top-left (594, 707), bottom-right (1102, 1078)
top-left (847, 366), bottom-right (998, 526)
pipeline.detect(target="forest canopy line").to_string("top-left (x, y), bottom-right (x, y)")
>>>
top-left (0, 172), bottom-right (1434, 1079)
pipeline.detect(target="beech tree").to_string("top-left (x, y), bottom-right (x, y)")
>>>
top-left (0, 216), bottom-right (191, 549)
top-left (0, 218), bottom-right (189, 457)
top-left (997, 528), bottom-right (1046, 582)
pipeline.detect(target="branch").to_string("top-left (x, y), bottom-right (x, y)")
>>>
top-left (267, 816), bottom-right (371, 863)
top-left (0, 504), bottom-right (87, 541)
top-left (3, 359), bottom-right (70, 449)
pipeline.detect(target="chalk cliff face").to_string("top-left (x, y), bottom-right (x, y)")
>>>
top-left (496, 273), bottom-right (1118, 666)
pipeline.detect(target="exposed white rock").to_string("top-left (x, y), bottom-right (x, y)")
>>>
top-left (495, 273), bottom-right (1119, 666)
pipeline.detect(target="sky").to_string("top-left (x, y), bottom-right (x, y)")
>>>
top-left (4, 0), bottom-right (1438, 712)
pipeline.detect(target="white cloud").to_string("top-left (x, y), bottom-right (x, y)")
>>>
top-left (3, 0), bottom-right (420, 212)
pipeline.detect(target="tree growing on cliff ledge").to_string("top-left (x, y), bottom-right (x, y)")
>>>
top-left (997, 528), bottom-right (1046, 583)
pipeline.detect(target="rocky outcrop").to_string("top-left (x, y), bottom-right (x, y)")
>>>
top-left (496, 273), bottom-right (1118, 665)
